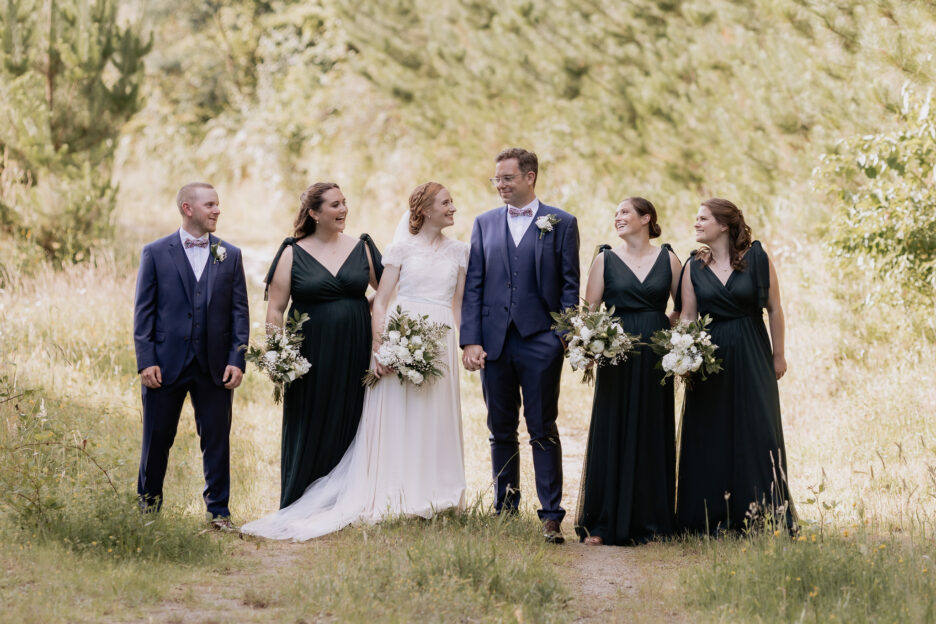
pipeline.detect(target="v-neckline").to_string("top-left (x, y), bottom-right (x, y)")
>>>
top-left (703, 247), bottom-right (751, 289)
top-left (609, 247), bottom-right (664, 286)
top-left (294, 239), bottom-right (361, 280)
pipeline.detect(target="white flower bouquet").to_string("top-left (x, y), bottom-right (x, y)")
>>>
top-left (649, 314), bottom-right (722, 387)
top-left (550, 301), bottom-right (641, 385)
top-left (363, 305), bottom-right (450, 388)
top-left (242, 309), bottom-right (312, 403)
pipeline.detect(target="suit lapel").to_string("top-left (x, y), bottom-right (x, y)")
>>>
top-left (168, 236), bottom-right (194, 306)
top-left (533, 207), bottom-right (546, 289)
top-left (205, 234), bottom-right (217, 307)
top-left (494, 206), bottom-right (511, 278)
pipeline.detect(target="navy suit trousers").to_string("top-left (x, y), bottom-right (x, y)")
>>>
top-left (138, 361), bottom-right (232, 517)
top-left (482, 324), bottom-right (565, 522)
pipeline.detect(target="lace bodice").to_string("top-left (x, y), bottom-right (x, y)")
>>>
top-left (382, 237), bottom-right (468, 306)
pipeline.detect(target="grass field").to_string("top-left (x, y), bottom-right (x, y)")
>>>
top-left (1, 174), bottom-right (934, 622)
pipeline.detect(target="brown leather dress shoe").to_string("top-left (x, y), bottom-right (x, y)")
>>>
top-left (208, 516), bottom-right (237, 533)
top-left (542, 519), bottom-right (565, 544)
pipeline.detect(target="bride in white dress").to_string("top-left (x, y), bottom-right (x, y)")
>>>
top-left (242, 182), bottom-right (468, 540)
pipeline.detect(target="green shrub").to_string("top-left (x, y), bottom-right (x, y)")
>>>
top-left (814, 84), bottom-right (936, 309)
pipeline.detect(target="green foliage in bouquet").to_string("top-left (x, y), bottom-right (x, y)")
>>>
top-left (551, 300), bottom-right (641, 385)
top-left (364, 305), bottom-right (449, 388)
top-left (242, 309), bottom-right (311, 404)
top-left (650, 314), bottom-right (722, 387)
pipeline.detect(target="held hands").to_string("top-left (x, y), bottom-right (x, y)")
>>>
top-left (371, 340), bottom-right (394, 379)
top-left (223, 365), bottom-right (244, 389)
top-left (140, 365), bottom-right (162, 389)
top-left (774, 353), bottom-right (787, 381)
top-left (462, 344), bottom-right (486, 372)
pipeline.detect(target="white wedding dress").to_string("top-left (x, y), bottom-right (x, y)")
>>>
top-left (242, 237), bottom-right (468, 540)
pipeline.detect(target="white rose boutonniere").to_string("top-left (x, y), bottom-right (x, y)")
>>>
top-left (210, 241), bottom-right (227, 264)
top-left (535, 214), bottom-right (560, 239)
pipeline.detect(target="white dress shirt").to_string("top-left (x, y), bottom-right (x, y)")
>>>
top-left (506, 198), bottom-right (539, 246)
top-left (179, 227), bottom-right (210, 281)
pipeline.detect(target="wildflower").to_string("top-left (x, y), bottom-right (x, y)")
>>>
top-left (774, 530), bottom-right (781, 537)
top-left (798, 535), bottom-right (807, 542)
top-left (878, 544), bottom-right (886, 550)
top-left (843, 530), bottom-right (849, 537)
top-left (811, 534), bottom-right (817, 542)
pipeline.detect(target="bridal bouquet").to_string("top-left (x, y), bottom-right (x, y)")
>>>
top-left (550, 302), bottom-right (641, 385)
top-left (649, 315), bottom-right (722, 387)
top-left (242, 309), bottom-right (312, 403)
top-left (363, 306), bottom-right (450, 388)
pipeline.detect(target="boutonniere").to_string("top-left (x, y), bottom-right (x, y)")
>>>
top-left (210, 241), bottom-right (227, 264)
top-left (535, 214), bottom-right (560, 239)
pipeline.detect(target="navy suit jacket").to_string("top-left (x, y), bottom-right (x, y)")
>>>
top-left (133, 232), bottom-right (250, 387)
top-left (460, 203), bottom-right (580, 360)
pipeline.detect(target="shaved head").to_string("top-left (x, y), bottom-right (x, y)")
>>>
top-left (176, 182), bottom-right (216, 214)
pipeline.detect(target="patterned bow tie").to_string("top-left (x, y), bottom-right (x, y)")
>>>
top-left (508, 206), bottom-right (533, 217)
top-left (184, 238), bottom-right (209, 248)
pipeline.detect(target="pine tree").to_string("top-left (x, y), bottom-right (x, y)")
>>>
top-left (0, 0), bottom-right (151, 265)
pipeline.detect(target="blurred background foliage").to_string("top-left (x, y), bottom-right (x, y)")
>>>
top-left (1, 0), bottom-right (935, 308)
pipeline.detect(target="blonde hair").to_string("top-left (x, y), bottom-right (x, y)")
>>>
top-left (176, 182), bottom-right (215, 214)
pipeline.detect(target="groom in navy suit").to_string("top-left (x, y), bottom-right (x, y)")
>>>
top-left (461, 148), bottom-right (580, 543)
top-left (133, 182), bottom-right (249, 530)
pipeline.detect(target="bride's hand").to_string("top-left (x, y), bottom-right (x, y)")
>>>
top-left (374, 361), bottom-right (394, 378)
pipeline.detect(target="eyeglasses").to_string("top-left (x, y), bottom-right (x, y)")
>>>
top-left (489, 174), bottom-right (522, 186)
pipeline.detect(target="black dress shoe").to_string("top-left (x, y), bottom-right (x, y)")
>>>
top-left (542, 519), bottom-right (564, 544)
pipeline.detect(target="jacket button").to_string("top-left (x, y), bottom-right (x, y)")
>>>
top-left (188, 313), bottom-right (193, 318)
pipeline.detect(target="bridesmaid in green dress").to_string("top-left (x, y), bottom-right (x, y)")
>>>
top-left (676, 198), bottom-right (795, 533)
top-left (264, 183), bottom-right (382, 508)
top-left (575, 197), bottom-right (682, 545)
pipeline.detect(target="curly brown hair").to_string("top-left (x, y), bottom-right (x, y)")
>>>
top-left (697, 197), bottom-right (753, 271)
top-left (408, 182), bottom-right (444, 235)
top-left (294, 182), bottom-right (340, 238)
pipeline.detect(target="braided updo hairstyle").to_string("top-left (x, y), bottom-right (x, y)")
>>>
top-left (408, 182), bottom-right (444, 235)
top-left (622, 196), bottom-right (662, 238)
top-left (698, 197), bottom-right (752, 271)
top-left (294, 182), bottom-right (340, 238)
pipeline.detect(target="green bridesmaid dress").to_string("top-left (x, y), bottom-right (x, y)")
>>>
top-left (265, 234), bottom-right (382, 508)
top-left (676, 241), bottom-right (795, 533)
top-left (575, 245), bottom-right (676, 545)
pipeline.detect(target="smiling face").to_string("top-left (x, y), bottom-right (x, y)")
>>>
top-left (315, 188), bottom-right (348, 233)
top-left (425, 187), bottom-right (456, 229)
top-left (613, 200), bottom-right (650, 239)
top-left (694, 204), bottom-right (727, 244)
top-left (493, 158), bottom-right (536, 208)
top-left (181, 187), bottom-right (220, 237)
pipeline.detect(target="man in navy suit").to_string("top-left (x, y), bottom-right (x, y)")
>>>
top-left (461, 148), bottom-right (580, 543)
top-left (133, 182), bottom-right (249, 530)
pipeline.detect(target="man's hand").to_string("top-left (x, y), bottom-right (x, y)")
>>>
top-left (140, 365), bottom-right (162, 389)
top-left (462, 344), bottom-right (486, 371)
top-left (223, 365), bottom-right (244, 389)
